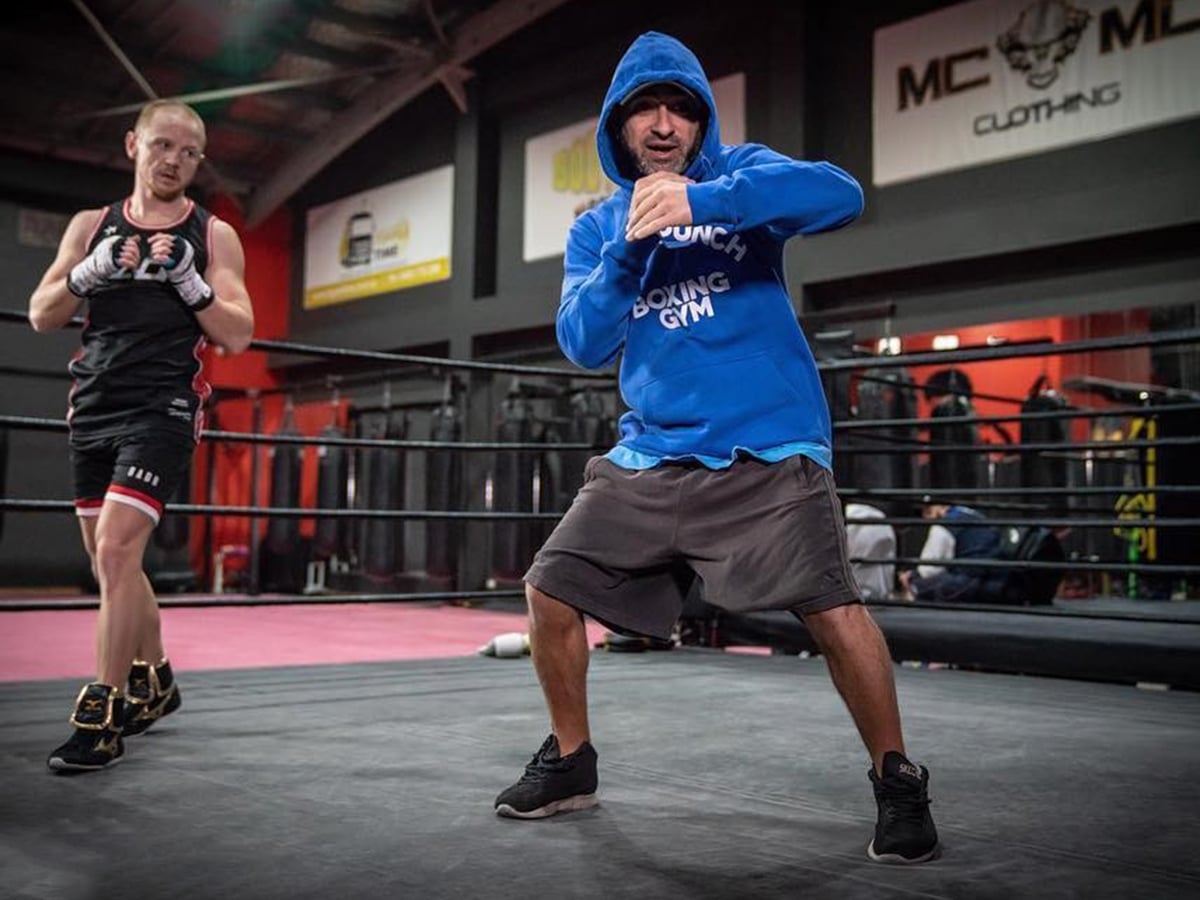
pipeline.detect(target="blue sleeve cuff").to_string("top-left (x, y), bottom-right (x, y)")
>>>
top-left (686, 180), bottom-right (734, 227)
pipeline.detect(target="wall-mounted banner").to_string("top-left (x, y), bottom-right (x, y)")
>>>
top-left (303, 164), bottom-right (454, 309)
top-left (873, 0), bottom-right (1200, 185)
top-left (522, 73), bottom-right (746, 263)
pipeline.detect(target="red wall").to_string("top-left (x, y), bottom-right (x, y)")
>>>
top-left (189, 196), bottom-right (293, 579)
top-left (894, 311), bottom-right (1152, 444)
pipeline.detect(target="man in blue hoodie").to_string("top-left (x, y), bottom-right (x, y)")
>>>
top-left (494, 32), bottom-right (938, 864)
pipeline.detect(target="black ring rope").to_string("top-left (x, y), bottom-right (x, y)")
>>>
top-left (840, 485), bottom-right (1198, 498)
top-left (851, 370), bottom-right (1031, 407)
top-left (0, 309), bottom-right (612, 382)
top-left (852, 556), bottom-right (1199, 575)
top-left (835, 436), bottom-right (1198, 454)
top-left (2, 591), bottom-right (1193, 624)
top-left (0, 589), bottom-right (526, 612)
top-left (0, 499), bottom-right (564, 521)
top-left (2, 414), bottom-right (1192, 456)
top-left (1, 498), bottom-right (1191, 532)
top-left (3, 308), bottom-right (1197, 378)
top-left (861, 598), bottom-right (1200, 626)
top-left (846, 516), bottom-right (1199, 529)
top-left (819, 327), bottom-right (1200, 371)
top-left (0, 415), bottom-right (603, 452)
top-left (834, 401), bottom-right (1200, 431)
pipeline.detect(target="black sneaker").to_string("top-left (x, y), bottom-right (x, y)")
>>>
top-left (123, 659), bottom-right (181, 737)
top-left (867, 750), bottom-right (939, 863)
top-left (47, 683), bottom-right (126, 772)
top-left (495, 734), bottom-right (599, 819)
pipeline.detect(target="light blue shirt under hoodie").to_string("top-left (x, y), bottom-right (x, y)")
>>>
top-left (557, 31), bottom-right (864, 471)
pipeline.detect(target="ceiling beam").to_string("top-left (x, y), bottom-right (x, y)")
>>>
top-left (283, 35), bottom-right (389, 68)
top-left (244, 0), bottom-right (572, 227)
top-left (308, 6), bottom-right (429, 42)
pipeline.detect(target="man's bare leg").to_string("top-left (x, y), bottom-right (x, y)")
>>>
top-left (526, 584), bottom-right (591, 755)
top-left (803, 603), bottom-right (904, 775)
top-left (93, 502), bottom-right (157, 687)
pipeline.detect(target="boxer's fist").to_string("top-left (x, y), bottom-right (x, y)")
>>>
top-left (67, 234), bottom-right (140, 297)
top-left (150, 233), bottom-right (213, 310)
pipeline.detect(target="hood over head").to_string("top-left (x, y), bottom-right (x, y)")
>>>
top-left (597, 32), bottom-right (720, 189)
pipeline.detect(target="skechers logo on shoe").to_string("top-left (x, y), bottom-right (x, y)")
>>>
top-left (898, 762), bottom-right (922, 780)
top-left (632, 271), bottom-right (732, 330)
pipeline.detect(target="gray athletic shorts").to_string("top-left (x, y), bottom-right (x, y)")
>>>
top-left (524, 454), bottom-right (862, 639)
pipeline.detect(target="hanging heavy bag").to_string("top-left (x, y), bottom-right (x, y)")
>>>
top-left (0, 426), bottom-right (10, 544)
top-left (263, 403), bottom-right (304, 591)
top-left (1153, 395), bottom-right (1200, 567)
top-left (856, 367), bottom-right (919, 516)
top-left (426, 402), bottom-right (462, 579)
top-left (153, 465), bottom-right (192, 552)
top-left (362, 412), bottom-right (403, 581)
top-left (389, 411), bottom-right (408, 574)
top-left (926, 369), bottom-right (979, 491)
top-left (1019, 375), bottom-right (1071, 515)
top-left (313, 422), bottom-right (349, 561)
top-left (491, 396), bottom-right (533, 581)
top-left (533, 418), bottom-right (560, 550)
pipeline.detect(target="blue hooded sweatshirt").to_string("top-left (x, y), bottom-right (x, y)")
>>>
top-left (557, 31), bottom-right (864, 470)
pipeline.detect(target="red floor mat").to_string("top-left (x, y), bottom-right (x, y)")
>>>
top-left (0, 603), bottom-right (609, 682)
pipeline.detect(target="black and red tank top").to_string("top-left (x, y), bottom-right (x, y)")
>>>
top-left (67, 198), bottom-right (214, 441)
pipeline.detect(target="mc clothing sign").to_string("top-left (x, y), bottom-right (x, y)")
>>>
top-left (872, 0), bottom-right (1200, 185)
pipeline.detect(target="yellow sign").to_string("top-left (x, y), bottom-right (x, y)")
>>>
top-left (303, 257), bottom-right (451, 309)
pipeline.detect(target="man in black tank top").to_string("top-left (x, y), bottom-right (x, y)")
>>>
top-left (28, 100), bottom-right (255, 772)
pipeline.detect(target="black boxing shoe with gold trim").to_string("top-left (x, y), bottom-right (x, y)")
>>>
top-left (122, 658), bottom-right (181, 737)
top-left (47, 683), bottom-right (125, 772)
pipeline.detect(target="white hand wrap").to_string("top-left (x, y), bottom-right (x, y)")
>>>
top-left (67, 235), bottom-right (123, 297)
top-left (166, 236), bottom-right (214, 311)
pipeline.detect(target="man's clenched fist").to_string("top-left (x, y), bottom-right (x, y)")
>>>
top-left (149, 233), bottom-right (214, 310)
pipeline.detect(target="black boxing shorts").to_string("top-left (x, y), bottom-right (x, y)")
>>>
top-left (71, 428), bottom-right (195, 525)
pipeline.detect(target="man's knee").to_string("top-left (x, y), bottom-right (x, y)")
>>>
top-left (526, 583), bottom-right (583, 632)
top-left (93, 532), bottom-right (145, 586)
top-left (803, 601), bottom-right (875, 646)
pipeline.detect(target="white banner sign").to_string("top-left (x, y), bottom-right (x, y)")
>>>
top-left (873, 0), bottom-right (1200, 185)
top-left (303, 165), bottom-right (454, 309)
top-left (522, 73), bottom-right (746, 263)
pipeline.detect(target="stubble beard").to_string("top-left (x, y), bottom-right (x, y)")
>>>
top-left (631, 133), bottom-right (701, 177)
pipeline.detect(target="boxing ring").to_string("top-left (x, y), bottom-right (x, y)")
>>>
top-left (2, 308), bottom-right (1199, 897)
top-left (3, 653), bottom-right (1198, 898)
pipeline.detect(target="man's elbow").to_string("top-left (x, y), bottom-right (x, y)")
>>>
top-left (556, 322), bottom-right (609, 370)
top-left (224, 331), bottom-right (254, 355)
top-left (29, 309), bottom-right (60, 333)
top-left (218, 322), bottom-right (255, 355)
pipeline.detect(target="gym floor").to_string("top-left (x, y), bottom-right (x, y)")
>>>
top-left (2, 639), bottom-right (1198, 899)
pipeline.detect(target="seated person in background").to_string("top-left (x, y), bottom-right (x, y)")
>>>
top-left (845, 502), bottom-right (896, 600)
top-left (901, 502), bottom-right (1006, 603)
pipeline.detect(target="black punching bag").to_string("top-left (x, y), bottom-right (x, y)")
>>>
top-left (362, 411), bottom-right (406, 582)
top-left (426, 392), bottom-right (462, 581)
top-left (153, 467), bottom-right (192, 552)
top-left (0, 425), bottom-right (7, 544)
top-left (855, 366), bottom-right (919, 516)
top-left (563, 388), bottom-right (612, 498)
top-left (263, 399), bottom-right (304, 592)
top-left (1019, 375), bottom-right (1071, 515)
top-left (492, 394), bottom-right (533, 581)
top-left (926, 369), bottom-right (979, 492)
top-left (313, 421), bottom-right (349, 561)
